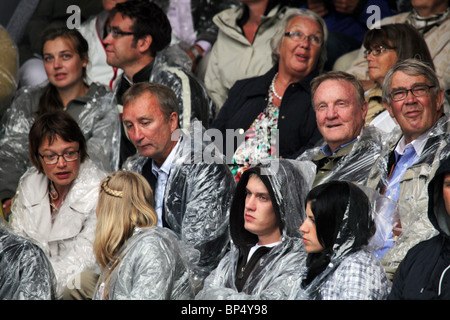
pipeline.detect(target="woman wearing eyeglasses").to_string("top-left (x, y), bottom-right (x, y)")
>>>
top-left (361, 23), bottom-right (434, 131)
top-left (9, 110), bottom-right (107, 299)
top-left (211, 8), bottom-right (327, 181)
top-left (0, 26), bottom-right (120, 219)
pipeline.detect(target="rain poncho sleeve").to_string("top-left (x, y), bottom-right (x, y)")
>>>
top-left (150, 45), bottom-right (216, 126)
top-left (9, 159), bottom-right (106, 298)
top-left (0, 82), bottom-right (120, 202)
top-left (94, 227), bottom-right (198, 300)
top-left (297, 125), bottom-right (391, 186)
top-left (196, 159), bottom-right (316, 300)
top-left (365, 115), bottom-right (450, 279)
top-left (0, 219), bottom-right (56, 300)
top-left (0, 25), bottom-right (18, 118)
top-left (123, 121), bottom-right (235, 288)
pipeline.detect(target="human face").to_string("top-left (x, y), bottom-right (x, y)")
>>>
top-left (39, 135), bottom-right (80, 194)
top-left (314, 79), bottom-right (368, 152)
top-left (102, 0), bottom-right (127, 11)
top-left (443, 173), bottom-right (450, 216)
top-left (366, 45), bottom-right (397, 85)
top-left (300, 202), bottom-right (324, 253)
top-left (122, 92), bottom-right (178, 167)
top-left (386, 71), bottom-right (443, 144)
top-left (43, 37), bottom-right (87, 90)
top-left (412, 0), bottom-right (448, 16)
top-left (278, 16), bottom-right (322, 79)
top-left (244, 176), bottom-right (280, 245)
top-left (103, 13), bottom-right (143, 75)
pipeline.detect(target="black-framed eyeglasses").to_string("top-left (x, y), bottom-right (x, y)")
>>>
top-left (106, 27), bottom-right (137, 39)
top-left (284, 31), bottom-right (322, 46)
top-left (390, 85), bottom-right (435, 101)
top-left (363, 46), bottom-right (395, 58)
top-left (39, 150), bottom-right (79, 165)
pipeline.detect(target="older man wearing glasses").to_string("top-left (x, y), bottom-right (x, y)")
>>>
top-left (366, 58), bottom-right (448, 280)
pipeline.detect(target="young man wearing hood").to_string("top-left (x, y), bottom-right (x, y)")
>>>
top-left (196, 159), bottom-right (314, 299)
top-left (388, 156), bottom-right (450, 299)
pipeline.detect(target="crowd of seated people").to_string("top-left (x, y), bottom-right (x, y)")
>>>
top-left (0, 0), bottom-right (449, 301)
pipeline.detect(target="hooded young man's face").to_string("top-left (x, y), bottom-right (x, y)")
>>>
top-left (244, 176), bottom-right (281, 245)
top-left (443, 173), bottom-right (450, 216)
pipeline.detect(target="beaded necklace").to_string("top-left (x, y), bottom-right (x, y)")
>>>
top-left (270, 72), bottom-right (283, 101)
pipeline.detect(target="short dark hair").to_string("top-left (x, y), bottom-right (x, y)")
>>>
top-left (29, 111), bottom-right (88, 173)
top-left (110, 0), bottom-right (172, 57)
top-left (363, 23), bottom-right (434, 71)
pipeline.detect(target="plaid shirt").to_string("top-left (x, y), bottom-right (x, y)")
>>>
top-left (317, 250), bottom-right (391, 300)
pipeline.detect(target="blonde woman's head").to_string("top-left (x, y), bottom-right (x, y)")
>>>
top-left (94, 170), bottom-right (157, 268)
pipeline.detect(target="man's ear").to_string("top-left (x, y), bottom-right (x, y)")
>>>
top-left (137, 34), bottom-right (152, 54)
top-left (169, 112), bottom-right (179, 132)
top-left (384, 101), bottom-right (395, 118)
top-left (361, 101), bottom-right (369, 120)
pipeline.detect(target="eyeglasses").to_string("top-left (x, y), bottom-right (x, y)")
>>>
top-left (106, 27), bottom-right (137, 39)
top-left (39, 150), bottom-right (79, 164)
top-left (390, 85), bottom-right (435, 101)
top-left (284, 31), bottom-right (322, 46)
top-left (363, 46), bottom-right (395, 58)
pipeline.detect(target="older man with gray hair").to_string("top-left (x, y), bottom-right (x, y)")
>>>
top-left (366, 58), bottom-right (449, 280)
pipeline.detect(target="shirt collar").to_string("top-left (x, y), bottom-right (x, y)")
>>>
top-left (151, 137), bottom-right (181, 176)
top-left (395, 127), bottom-right (432, 159)
top-left (320, 138), bottom-right (357, 156)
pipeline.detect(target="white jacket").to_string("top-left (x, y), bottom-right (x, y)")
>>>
top-left (78, 11), bottom-right (122, 89)
top-left (204, 5), bottom-right (290, 110)
top-left (10, 159), bottom-right (106, 298)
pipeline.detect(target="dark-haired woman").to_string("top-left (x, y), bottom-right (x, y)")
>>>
top-left (297, 181), bottom-right (391, 300)
top-left (9, 110), bottom-right (107, 299)
top-left (0, 27), bottom-right (120, 218)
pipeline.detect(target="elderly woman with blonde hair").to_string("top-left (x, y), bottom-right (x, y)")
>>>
top-left (93, 170), bottom-right (196, 300)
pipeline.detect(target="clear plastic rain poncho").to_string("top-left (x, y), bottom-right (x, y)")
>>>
top-left (297, 124), bottom-right (393, 186)
top-left (94, 226), bottom-right (199, 300)
top-left (123, 121), bottom-right (236, 289)
top-left (9, 159), bottom-right (107, 299)
top-left (139, 44), bottom-right (216, 127)
top-left (365, 114), bottom-right (450, 279)
top-left (0, 82), bottom-right (120, 202)
top-left (0, 25), bottom-right (18, 118)
top-left (296, 181), bottom-right (391, 300)
top-left (0, 218), bottom-right (56, 300)
top-left (196, 158), bottom-right (316, 300)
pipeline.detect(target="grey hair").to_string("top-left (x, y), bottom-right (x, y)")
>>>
top-left (310, 71), bottom-right (366, 107)
top-left (122, 82), bottom-right (180, 120)
top-left (382, 58), bottom-right (441, 104)
top-left (270, 8), bottom-right (328, 72)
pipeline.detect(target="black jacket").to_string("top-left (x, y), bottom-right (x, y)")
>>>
top-left (211, 65), bottom-right (322, 161)
top-left (388, 156), bottom-right (450, 300)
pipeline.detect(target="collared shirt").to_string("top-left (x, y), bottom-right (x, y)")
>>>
top-left (393, 128), bottom-right (430, 162)
top-left (152, 138), bottom-right (181, 227)
top-left (320, 138), bottom-right (358, 156)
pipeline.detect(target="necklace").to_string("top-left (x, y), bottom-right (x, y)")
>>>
top-left (270, 72), bottom-right (283, 100)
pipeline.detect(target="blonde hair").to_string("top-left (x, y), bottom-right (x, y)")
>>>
top-left (94, 170), bottom-right (158, 270)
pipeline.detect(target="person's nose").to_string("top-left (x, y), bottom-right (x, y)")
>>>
top-left (56, 155), bottom-right (67, 168)
top-left (299, 220), bottom-right (308, 233)
top-left (245, 195), bottom-right (256, 212)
